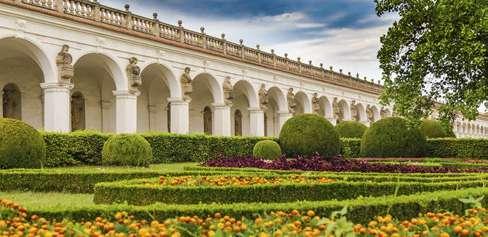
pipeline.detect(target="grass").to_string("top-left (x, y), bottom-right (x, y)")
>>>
top-left (0, 192), bottom-right (95, 210)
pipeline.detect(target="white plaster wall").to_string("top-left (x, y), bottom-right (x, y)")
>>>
top-left (231, 93), bottom-right (250, 136)
top-left (137, 73), bottom-right (170, 132)
top-left (189, 78), bottom-right (213, 134)
top-left (0, 58), bottom-right (43, 129)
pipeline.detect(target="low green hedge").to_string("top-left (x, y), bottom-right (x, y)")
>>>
top-left (340, 138), bottom-right (361, 158)
top-left (426, 138), bottom-right (488, 159)
top-left (43, 131), bottom-right (274, 166)
top-left (4, 187), bottom-right (488, 224)
top-left (93, 176), bottom-right (487, 205)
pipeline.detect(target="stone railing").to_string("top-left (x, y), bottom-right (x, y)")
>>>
top-left (6, 0), bottom-right (383, 94)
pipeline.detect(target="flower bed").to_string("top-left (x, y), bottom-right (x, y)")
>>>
top-left (156, 175), bottom-right (335, 186)
top-left (93, 174), bottom-right (487, 205)
top-left (204, 155), bottom-right (488, 173)
top-left (1, 198), bottom-right (487, 237)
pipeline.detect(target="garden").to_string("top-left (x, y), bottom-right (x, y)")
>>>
top-left (0, 114), bottom-right (488, 237)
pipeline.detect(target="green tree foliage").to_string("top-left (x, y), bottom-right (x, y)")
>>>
top-left (419, 119), bottom-right (455, 138)
top-left (375, 0), bottom-right (488, 126)
top-left (335, 121), bottom-right (368, 138)
top-left (253, 140), bottom-right (282, 160)
top-left (279, 114), bottom-right (341, 157)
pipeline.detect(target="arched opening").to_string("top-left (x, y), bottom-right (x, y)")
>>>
top-left (73, 53), bottom-right (117, 132)
top-left (203, 106), bottom-right (212, 135)
top-left (294, 91), bottom-right (310, 115)
top-left (70, 91), bottom-right (85, 131)
top-left (138, 63), bottom-right (175, 132)
top-left (231, 80), bottom-right (258, 136)
top-left (0, 38), bottom-right (47, 128)
top-left (2, 83), bottom-right (22, 120)
top-left (266, 87), bottom-right (287, 136)
top-left (318, 96), bottom-right (332, 121)
top-left (352, 103), bottom-right (366, 122)
top-left (234, 109), bottom-right (243, 136)
top-left (189, 73), bottom-right (221, 134)
top-left (334, 99), bottom-right (350, 123)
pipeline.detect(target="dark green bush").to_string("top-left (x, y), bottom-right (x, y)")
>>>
top-left (426, 138), bottom-right (488, 159)
top-left (420, 119), bottom-right (452, 138)
top-left (279, 114), bottom-right (341, 157)
top-left (253, 140), bottom-right (282, 160)
top-left (341, 138), bottom-right (361, 158)
top-left (335, 121), bottom-right (368, 138)
top-left (0, 118), bottom-right (46, 168)
top-left (360, 117), bottom-right (427, 157)
top-left (102, 134), bottom-right (153, 167)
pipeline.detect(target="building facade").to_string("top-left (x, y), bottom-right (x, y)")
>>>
top-left (0, 0), bottom-right (486, 137)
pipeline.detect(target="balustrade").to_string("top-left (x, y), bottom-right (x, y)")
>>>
top-left (11, 0), bottom-right (383, 93)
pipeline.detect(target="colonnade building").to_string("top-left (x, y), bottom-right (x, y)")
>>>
top-left (0, 0), bottom-right (487, 137)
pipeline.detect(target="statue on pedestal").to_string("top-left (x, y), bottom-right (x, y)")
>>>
top-left (312, 93), bottom-right (320, 114)
top-left (258, 84), bottom-right (268, 110)
top-left (126, 57), bottom-right (141, 92)
top-left (180, 67), bottom-right (192, 102)
top-left (287, 88), bottom-right (296, 114)
top-left (223, 77), bottom-right (233, 106)
top-left (56, 45), bottom-right (74, 83)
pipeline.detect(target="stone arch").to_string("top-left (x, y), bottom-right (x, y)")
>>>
top-left (233, 80), bottom-right (259, 108)
top-left (0, 37), bottom-right (46, 128)
top-left (72, 53), bottom-right (118, 132)
top-left (0, 36), bottom-right (56, 83)
top-left (335, 99), bottom-right (350, 123)
top-left (231, 80), bottom-right (259, 136)
top-left (70, 91), bottom-right (85, 131)
top-left (318, 96), bottom-right (333, 119)
top-left (189, 73), bottom-right (222, 134)
top-left (72, 52), bottom-right (125, 90)
top-left (295, 91), bottom-right (311, 114)
top-left (354, 102), bottom-right (366, 123)
top-left (264, 86), bottom-right (287, 136)
top-left (137, 63), bottom-right (179, 132)
top-left (2, 83), bottom-right (22, 120)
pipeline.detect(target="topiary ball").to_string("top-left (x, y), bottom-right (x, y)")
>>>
top-left (420, 119), bottom-right (453, 138)
top-left (335, 121), bottom-right (368, 138)
top-left (360, 117), bottom-right (426, 157)
top-left (102, 134), bottom-right (153, 167)
top-left (279, 114), bottom-right (341, 157)
top-left (0, 118), bottom-right (46, 169)
top-left (253, 140), bottom-right (282, 160)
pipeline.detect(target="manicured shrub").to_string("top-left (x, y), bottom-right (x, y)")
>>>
top-left (253, 140), bottom-right (282, 160)
top-left (279, 114), bottom-right (341, 157)
top-left (102, 134), bottom-right (153, 167)
top-left (419, 119), bottom-right (451, 138)
top-left (340, 138), bottom-right (361, 158)
top-left (0, 118), bottom-right (46, 168)
top-left (335, 121), bottom-right (368, 138)
top-left (426, 138), bottom-right (488, 159)
top-left (360, 117), bottom-right (427, 157)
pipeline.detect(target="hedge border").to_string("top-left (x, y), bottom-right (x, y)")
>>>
top-left (93, 176), bottom-right (488, 205)
top-left (4, 187), bottom-right (488, 224)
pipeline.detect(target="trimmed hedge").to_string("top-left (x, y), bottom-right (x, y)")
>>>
top-left (6, 187), bottom-right (488, 224)
top-left (335, 121), bottom-right (368, 138)
top-left (102, 134), bottom-right (152, 167)
top-left (361, 117), bottom-right (427, 157)
top-left (420, 119), bottom-right (451, 138)
top-left (426, 138), bottom-right (488, 159)
top-left (279, 114), bottom-right (341, 157)
top-left (253, 140), bottom-right (282, 160)
top-left (0, 118), bottom-right (46, 169)
top-left (93, 176), bottom-right (487, 205)
top-left (43, 132), bottom-right (273, 166)
top-left (340, 138), bottom-right (361, 158)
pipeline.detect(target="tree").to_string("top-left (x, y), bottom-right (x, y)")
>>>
top-left (375, 0), bottom-right (488, 128)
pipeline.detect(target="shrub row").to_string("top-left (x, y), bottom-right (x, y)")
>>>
top-left (4, 187), bottom-right (488, 224)
top-left (425, 138), bottom-right (488, 159)
top-left (93, 176), bottom-right (488, 205)
top-left (43, 131), bottom-right (274, 166)
top-left (1, 167), bottom-right (482, 193)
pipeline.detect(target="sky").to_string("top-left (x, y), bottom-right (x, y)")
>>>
top-left (101, 0), bottom-right (396, 82)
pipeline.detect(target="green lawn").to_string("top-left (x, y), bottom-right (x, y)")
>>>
top-left (0, 192), bottom-right (95, 210)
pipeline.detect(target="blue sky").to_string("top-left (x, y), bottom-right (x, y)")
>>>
top-left (103, 0), bottom-right (396, 81)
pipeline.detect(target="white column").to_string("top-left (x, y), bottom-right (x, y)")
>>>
top-left (113, 90), bottom-right (138, 133)
top-left (168, 98), bottom-right (189, 134)
top-left (41, 82), bottom-right (73, 132)
top-left (212, 103), bottom-right (231, 136)
top-left (278, 111), bottom-right (293, 132)
top-left (249, 107), bottom-right (265, 137)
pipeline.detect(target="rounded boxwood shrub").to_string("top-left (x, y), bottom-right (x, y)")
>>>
top-left (253, 140), bottom-right (282, 160)
top-left (420, 119), bottom-right (453, 138)
top-left (102, 134), bottom-right (153, 167)
top-left (279, 114), bottom-right (341, 157)
top-left (0, 118), bottom-right (46, 168)
top-left (335, 121), bottom-right (368, 138)
top-left (360, 117), bottom-right (426, 157)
